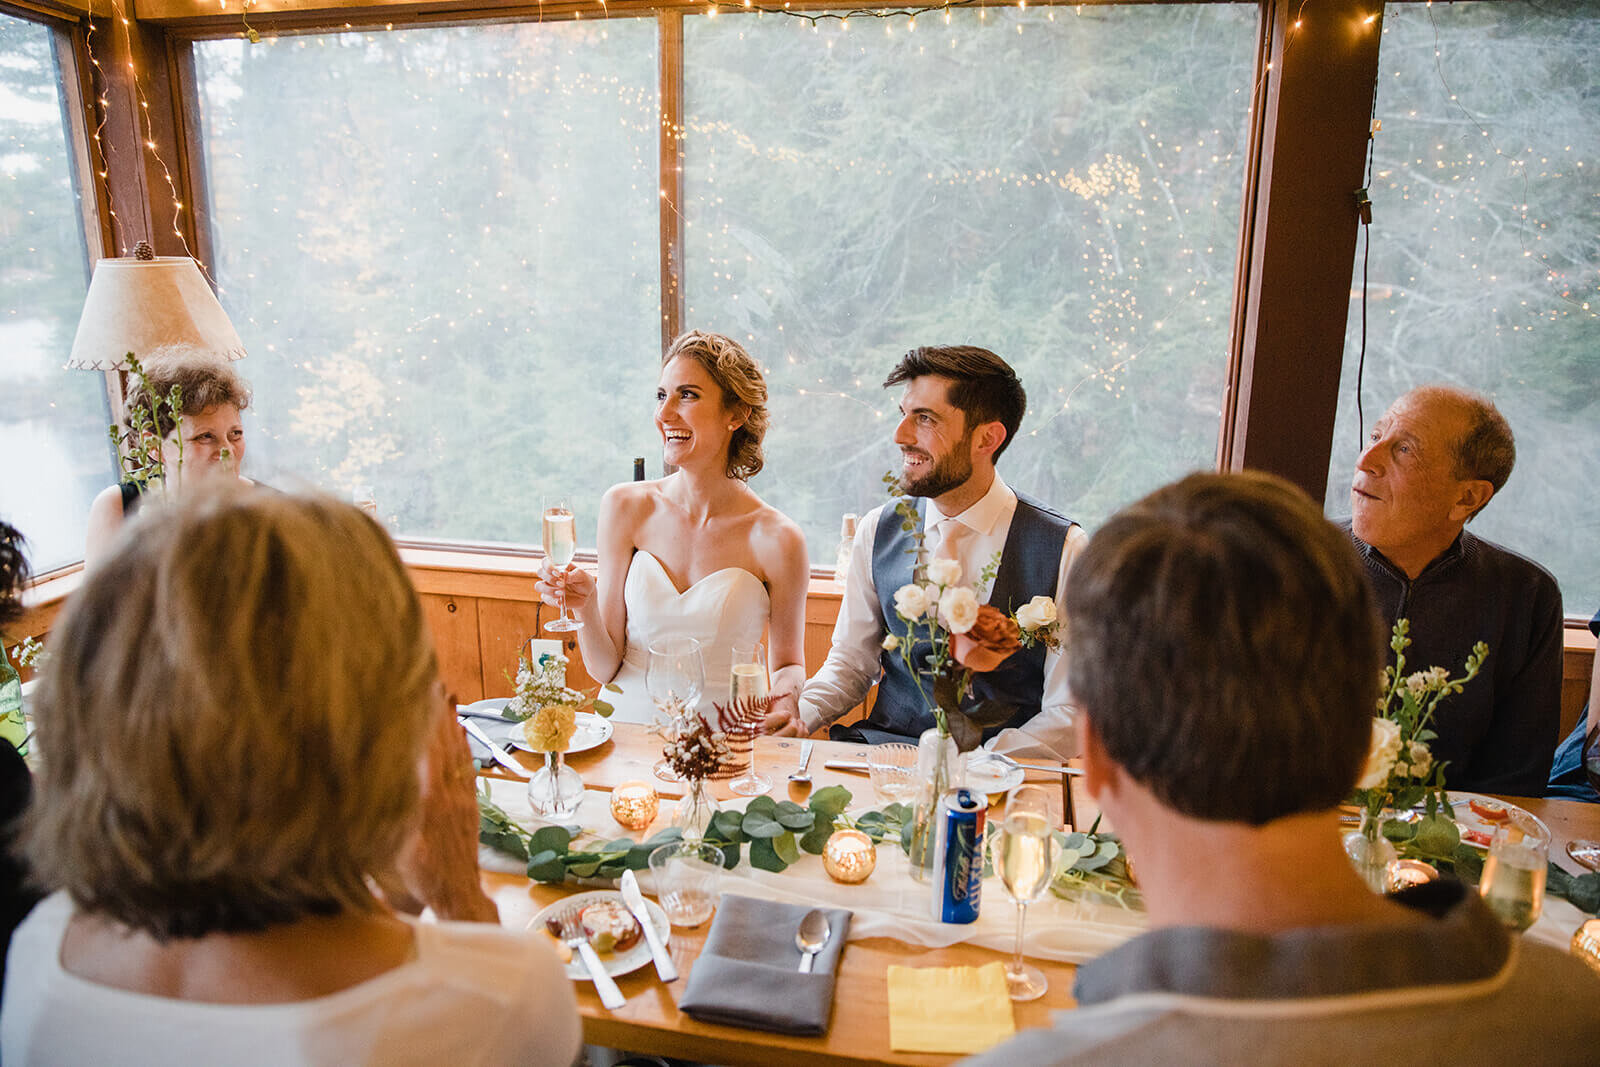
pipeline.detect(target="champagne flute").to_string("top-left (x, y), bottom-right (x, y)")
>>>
top-left (727, 643), bottom-right (771, 797)
top-left (1479, 808), bottom-right (1550, 932)
top-left (647, 637), bottom-right (704, 782)
top-left (542, 498), bottom-right (581, 633)
top-left (996, 785), bottom-right (1061, 1001)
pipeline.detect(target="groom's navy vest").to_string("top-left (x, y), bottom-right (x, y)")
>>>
top-left (865, 493), bottom-right (1074, 742)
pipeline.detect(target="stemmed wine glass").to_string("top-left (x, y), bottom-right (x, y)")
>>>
top-left (542, 497), bottom-right (581, 633)
top-left (647, 636), bottom-right (704, 782)
top-left (726, 643), bottom-right (771, 796)
top-left (1479, 808), bottom-right (1550, 932)
top-left (995, 785), bottom-right (1062, 1002)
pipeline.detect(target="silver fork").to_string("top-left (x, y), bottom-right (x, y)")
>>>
top-left (557, 906), bottom-right (626, 1010)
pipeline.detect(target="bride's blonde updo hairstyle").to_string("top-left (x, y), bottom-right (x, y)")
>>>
top-left (662, 330), bottom-right (769, 481)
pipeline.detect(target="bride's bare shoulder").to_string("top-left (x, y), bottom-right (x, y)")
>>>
top-left (747, 497), bottom-right (807, 558)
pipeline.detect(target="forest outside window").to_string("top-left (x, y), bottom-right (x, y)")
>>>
top-left (0, 11), bottom-right (114, 575)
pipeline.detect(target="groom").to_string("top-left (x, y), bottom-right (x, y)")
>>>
top-left (780, 345), bottom-right (1085, 760)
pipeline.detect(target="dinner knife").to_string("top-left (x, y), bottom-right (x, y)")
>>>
top-left (458, 717), bottom-right (531, 780)
top-left (822, 757), bottom-right (1084, 777)
top-left (619, 869), bottom-right (677, 983)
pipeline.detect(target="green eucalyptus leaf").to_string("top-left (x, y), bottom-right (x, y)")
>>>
top-left (741, 810), bottom-right (785, 839)
top-left (1412, 814), bottom-right (1459, 856)
top-left (710, 810), bottom-right (746, 840)
top-left (745, 795), bottom-right (779, 817)
top-left (568, 860), bottom-right (602, 878)
top-left (1566, 873), bottom-right (1600, 914)
top-left (718, 841), bottom-right (742, 871)
top-left (774, 832), bottom-right (802, 865)
top-left (809, 786), bottom-right (852, 818)
top-left (799, 824), bottom-right (833, 854)
top-left (529, 825), bottom-right (574, 854)
top-left (527, 850), bottom-right (567, 884)
top-left (749, 836), bottom-right (788, 872)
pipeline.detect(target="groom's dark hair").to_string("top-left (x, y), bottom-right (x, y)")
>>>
top-left (883, 346), bottom-right (1026, 461)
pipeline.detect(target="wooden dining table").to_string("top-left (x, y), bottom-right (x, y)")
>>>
top-left (475, 723), bottom-right (1600, 1067)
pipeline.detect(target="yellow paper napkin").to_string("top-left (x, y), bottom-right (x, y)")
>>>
top-left (886, 962), bottom-right (1016, 1054)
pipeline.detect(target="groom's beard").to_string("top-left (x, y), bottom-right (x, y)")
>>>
top-left (899, 432), bottom-right (975, 499)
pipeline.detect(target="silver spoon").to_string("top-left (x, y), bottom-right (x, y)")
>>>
top-left (788, 740), bottom-right (815, 785)
top-left (795, 908), bottom-right (830, 973)
top-left (1568, 839), bottom-right (1600, 874)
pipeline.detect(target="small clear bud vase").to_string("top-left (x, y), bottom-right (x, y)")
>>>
top-left (670, 777), bottom-right (722, 845)
top-left (528, 749), bottom-right (583, 820)
top-left (1344, 805), bottom-right (1399, 893)
top-left (906, 726), bottom-right (963, 883)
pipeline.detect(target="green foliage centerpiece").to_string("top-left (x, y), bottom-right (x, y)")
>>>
top-left (1347, 619), bottom-right (1487, 883)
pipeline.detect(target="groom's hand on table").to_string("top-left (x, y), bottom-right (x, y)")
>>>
top-left (764, 688), bottom-right (803, 736)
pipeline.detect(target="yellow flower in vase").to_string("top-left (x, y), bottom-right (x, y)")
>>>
top-left (526, 702), bottom-right (578, 753)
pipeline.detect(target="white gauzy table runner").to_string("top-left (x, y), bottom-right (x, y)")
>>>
top-left (479, 780), bottom-right (1146, 965)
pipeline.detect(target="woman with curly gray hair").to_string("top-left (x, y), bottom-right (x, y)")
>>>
top-left (536, 330), bottom-right (808, 729)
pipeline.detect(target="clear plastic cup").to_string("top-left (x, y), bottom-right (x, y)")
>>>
top-left (867, 743), bottom-right (920, 807)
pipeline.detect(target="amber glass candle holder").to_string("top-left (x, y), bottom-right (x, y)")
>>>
top-left (610, 780), bottom-right (660, 831)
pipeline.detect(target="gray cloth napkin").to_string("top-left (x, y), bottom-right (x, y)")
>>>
top-left (678, 893), bottom-right (852, 1035)
top-left (456, 701), bottom-right (518, 767)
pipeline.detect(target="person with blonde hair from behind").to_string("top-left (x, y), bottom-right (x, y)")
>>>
top-left (84, 344), bottom-right (256, 569)
top-left (2, 488), bottom-right (580, 1066)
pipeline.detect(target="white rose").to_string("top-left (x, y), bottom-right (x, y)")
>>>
top-left (939, 587), bottom-right (980, 635)
top-left (1015, 595), bottom-right (1058, 632)
top-left (893, 583), bottom-right (930, 619)
top-left (1355, 717), bottom-right (1402, 789)
top-left (926, 557), bottom-right (963, 588)
top-left (882, 634), bottom-right (900, 652)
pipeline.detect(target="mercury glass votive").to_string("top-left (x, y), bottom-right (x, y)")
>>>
top-left (1383, 858), bottom-right (1439, 893)
top-left (610, 781), bottom-right (660, 831)
top-left (1571, 919), bottom-right (1600, 978)
top-left (823, 828), bottom-right (877, 884)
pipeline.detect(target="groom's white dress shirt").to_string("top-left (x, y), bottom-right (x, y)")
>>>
top-left (798, 474), bottom-right (1087, 762)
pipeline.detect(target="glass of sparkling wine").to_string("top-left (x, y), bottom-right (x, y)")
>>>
top-left (541, 499), bottom-right (581, 633)
top-left (727, 643), bottom-right (771, 796)
top-left (1479, 808), bottom-right (1550, 932)
top-left (997, 785), bottom-right (1061, 1001)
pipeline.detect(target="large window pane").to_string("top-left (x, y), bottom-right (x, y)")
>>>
top-left (683, 5), bottom-right (1257, 555)
top-left (1325, 1), bottom-right (1599, 617)
top-left (193, 23), bottom-right (660, 542)
top-left (0, 15), bottom-right (113, 573)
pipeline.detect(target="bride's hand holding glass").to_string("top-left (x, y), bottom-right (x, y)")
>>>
top-left (534, 559), bottom-right (596, 615)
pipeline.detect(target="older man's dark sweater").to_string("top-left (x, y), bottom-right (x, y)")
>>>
top-left (1346, 525), bottom-right (1563, 797)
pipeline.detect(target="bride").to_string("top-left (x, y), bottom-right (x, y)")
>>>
top-left (535, 331), bottom-right (808, 730)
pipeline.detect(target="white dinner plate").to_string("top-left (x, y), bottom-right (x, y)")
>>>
top-left (1447, 791), bottom-right (1533, 850)
top-left (964, 752), bottom-right (1025, 797)
top-left (509, 711), bottom-right (614, 755)
top-left (529, 890), bottom-right (670, 982)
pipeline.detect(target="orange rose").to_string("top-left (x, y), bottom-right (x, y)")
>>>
top-left (951, 605), bottom-right (1022, 673)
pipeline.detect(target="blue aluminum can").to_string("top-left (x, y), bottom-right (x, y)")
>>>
top-left (931, 788), bottom-right (986, 924)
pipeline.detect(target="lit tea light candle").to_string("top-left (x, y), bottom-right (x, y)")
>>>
top-left (1383, 858), bottom-right (1438, 893)
top-left (610, 781), bottom-right (659, 831)
top-left (823, 828), bottom-right (876, 884)
top-left (1572, 919), bottom-right (1600, 978)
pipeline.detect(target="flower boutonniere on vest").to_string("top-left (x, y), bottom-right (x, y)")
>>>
top-left (879, 473), bottom-right (1061, 751)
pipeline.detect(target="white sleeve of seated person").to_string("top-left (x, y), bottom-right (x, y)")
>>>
top-left (987, 521), bottom-right (1088, 763)
top-left (798, 505), bottom-right (888, 734)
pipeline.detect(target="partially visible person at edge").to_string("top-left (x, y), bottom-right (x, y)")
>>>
top-left (964, 472), bottom-right (1600, 1067)
top-left (0, 519), bottom-right (40, 1000)
top-left (84, 344), bottom-right (254, 570)
top-left (783, 345), bottom-right (1085, 761)
top-left (1345, 384), bottom-right (1562, 796)
top-left (2, 489), bottom-right (580, 1066)
top-left (1547, 607), bottom-right (1599, 803)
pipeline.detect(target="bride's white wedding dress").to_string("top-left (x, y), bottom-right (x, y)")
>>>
top-left (603, 550), bottom-right (770, 724)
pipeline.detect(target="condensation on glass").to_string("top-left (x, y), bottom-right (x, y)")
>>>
top-left (1325, 0), bottom-right (1600, 617)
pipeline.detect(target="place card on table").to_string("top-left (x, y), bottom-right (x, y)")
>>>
top-left (886, 962), bottom-right (1015, 1054)
top-left (678, 894), bottom-right (853, 1035)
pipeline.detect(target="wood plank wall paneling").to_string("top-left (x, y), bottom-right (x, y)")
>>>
top-left (419, 592), bottom-right (484, 703)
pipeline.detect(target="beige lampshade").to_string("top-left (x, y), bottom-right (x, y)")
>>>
top-left (66, 255), bottom-right (246, 371)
